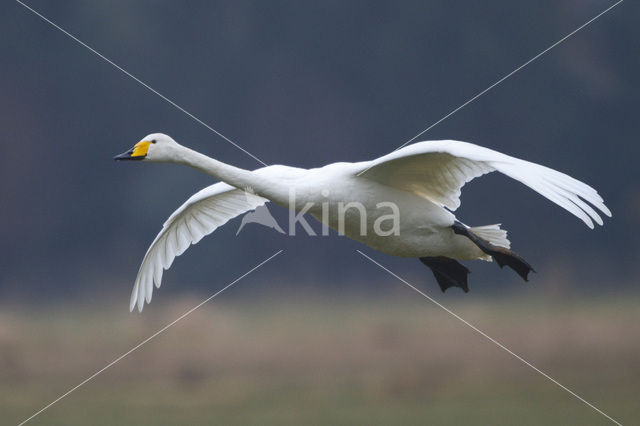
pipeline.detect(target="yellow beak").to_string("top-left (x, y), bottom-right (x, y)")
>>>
top-left (114, 140), bottom-right (151, 161)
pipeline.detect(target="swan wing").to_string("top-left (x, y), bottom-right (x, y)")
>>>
top-left (130, 182), bottom-right (267, 312)
top-left (357, 140), bottom-right (611, 227)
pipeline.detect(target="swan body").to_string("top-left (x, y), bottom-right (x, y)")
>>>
top-left (115, 133), bottom-right (611, 311)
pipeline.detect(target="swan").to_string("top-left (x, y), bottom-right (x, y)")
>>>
top-left (115, 133), bottom-right (611, 311)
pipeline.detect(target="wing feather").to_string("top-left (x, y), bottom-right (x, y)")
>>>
top-left (130, 182), bottom-right (268, 312)
top-left (358, 140), bottom-right (611, 227)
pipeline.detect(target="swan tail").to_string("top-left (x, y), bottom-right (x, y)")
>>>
top-left (469, 224), bottom-right (510, 249)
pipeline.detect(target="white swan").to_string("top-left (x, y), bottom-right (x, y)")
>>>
top-left (115, 133), bottom-right (611, 311)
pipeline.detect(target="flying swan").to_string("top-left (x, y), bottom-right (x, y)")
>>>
top-left (115, 134), bottom-right (611, 311)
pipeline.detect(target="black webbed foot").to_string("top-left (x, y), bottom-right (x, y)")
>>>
top-left (419, 256), bottom-right (471, 293)
top-left (451, 220), bottom-right (535, 281)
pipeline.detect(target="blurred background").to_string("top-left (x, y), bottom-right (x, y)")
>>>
top-left (1, 0), bottom-right (638, 424)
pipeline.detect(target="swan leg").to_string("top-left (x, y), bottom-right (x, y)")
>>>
top-left (419, 256), bottom-right (471, 293)
top-left (451, 221), bottom-right (535, 281)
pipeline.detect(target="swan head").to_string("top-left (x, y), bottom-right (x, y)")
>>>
top-left (114, 133), bottom-right (181, 162)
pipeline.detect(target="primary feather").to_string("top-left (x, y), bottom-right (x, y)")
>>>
top-left (358, 140), bottom-right (611, 228)
top-left (129, 182), bottom-right (267, 312)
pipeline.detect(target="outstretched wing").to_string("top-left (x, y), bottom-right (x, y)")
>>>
top-left (357, 140), bottom-right (611, 227)
top-left (130, 183), bottom-right (267, 312)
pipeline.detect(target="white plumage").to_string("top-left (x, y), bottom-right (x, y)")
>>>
top-left (129, 183), bottom-right (267, 311)
top-left (359, 140), bottom-right (610, 227)
top-left (115, 134), bottom-right (610, 311)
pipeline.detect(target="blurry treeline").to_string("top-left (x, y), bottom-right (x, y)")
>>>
top-left (1, 1), bottom-right (638, 301)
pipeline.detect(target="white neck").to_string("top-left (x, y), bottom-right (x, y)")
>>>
top-left (171, 145), bottom-right (280, 200)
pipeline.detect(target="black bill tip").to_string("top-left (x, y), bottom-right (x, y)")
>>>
top-left (114, 149), bottom-right (143, 161)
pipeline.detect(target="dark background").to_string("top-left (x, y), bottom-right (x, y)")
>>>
top-left (2, 2), bottom-right (639, 425)
top-left (2, 0), bottom-right (638, 304)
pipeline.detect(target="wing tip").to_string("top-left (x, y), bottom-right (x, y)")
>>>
top-left (584, 199), bottom-right (612, 228)
top-left (129, 289), bottom-right (137, 312)
top-left (129, 279), bottom-right (148, 312)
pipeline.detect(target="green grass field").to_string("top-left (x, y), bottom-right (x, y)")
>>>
top-left (1, 292), bottom-right (638, 425)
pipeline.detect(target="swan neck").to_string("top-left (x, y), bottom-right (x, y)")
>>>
top-left (176, 146), bottom-right (270, 195)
